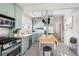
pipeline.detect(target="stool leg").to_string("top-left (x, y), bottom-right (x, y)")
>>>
top-left (41, 44), bottom-right (43, 56)
top-left (39, 42), bottom-right (41, 56)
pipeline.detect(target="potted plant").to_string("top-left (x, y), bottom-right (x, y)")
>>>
top-left (13, 29), bottom-right (21, 37)
top-left (70, 37), bottom-right (77, 52)
top-left (70, 37), bottom-right (77, 44)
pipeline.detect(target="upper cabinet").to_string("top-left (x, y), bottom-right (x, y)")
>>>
top-left (15, 4), bottom-right (22, 29)
top-left (7, 4), bottom-right (15, 18)
top-left (0, 3), bottom-right (15, 18)
top-left (0, 4), bottom-right (6, 15)
top-left (0, 3), bottom-right (22, 29)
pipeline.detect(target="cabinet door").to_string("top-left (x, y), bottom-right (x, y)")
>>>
top-left (32, 34), bottom-right (36, 44)
top-left (21, 37), bottom-right (29, 55)
top-left (15, 5), bottom-right (22, 29)
top-left (0, 4), bottom-right (3, 14)
top-left (21, 38), bottom-right (27, 55)
top-left (0, 3), bottom-right (7, 15)
top-left (0, 3), bottom-right (15, 18)
top-left (35, 33), bottom-right (42, 42)
top-left (32, 35), bottom-right (34, 44)
top-left (35, 33), bottom-right (39, 42)
top-left (7, 3), bottom-right (15, 18)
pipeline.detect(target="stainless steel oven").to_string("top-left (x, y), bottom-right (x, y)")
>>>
top-left (2, 42), bottom-right (21, 56)
top-left (0, 14), bottom-right (15, 28)
top-left (0, 38), bottom-right (22, 56)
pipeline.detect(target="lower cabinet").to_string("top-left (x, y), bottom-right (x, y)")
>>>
top-left (35, 33), bottom-right (42, 42)
top-left (21, 37), bottom-right (29, 55)
top-left (32, 33), bottom-right (42, 43)
top-left (32, 34), bottom-right (36, 44)
top-left (21, 33), bottom-right (42, 55)
top-left (28, 35), bottom-right (32, 49)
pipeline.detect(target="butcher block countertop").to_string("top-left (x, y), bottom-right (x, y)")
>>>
top-left (39, 34), bottom-right (59, 45)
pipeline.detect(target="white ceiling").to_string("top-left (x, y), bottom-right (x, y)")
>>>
top-left (17, 3), bottom-right (79, 17)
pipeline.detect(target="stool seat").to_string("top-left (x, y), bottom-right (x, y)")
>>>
top-left (43, 46), bottom-right (52, 56)
top-left (43, 46), bottom-right (52, 51)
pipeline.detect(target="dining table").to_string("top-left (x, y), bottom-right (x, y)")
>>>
top-left (39, 34), bottom-right (59, 56)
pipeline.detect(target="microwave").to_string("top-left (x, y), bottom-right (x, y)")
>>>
top-left (0, 14), bottom-right (15, 28)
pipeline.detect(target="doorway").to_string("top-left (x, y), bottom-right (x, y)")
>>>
top-left (53, 16), bottom-right (64, 42)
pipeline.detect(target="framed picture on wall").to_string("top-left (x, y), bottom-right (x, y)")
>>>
top-left (64, 16), bottom-right (73, 30)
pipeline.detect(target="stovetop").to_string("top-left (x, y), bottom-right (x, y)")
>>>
top-left (0, 37), bottom-right (20, 45)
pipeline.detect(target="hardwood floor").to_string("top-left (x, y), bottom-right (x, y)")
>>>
top-left (23, 42), bottom-right (39, 56)
top-left (24, 42), bottom-right (77, 56)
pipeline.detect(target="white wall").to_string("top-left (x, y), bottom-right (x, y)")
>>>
top-left (64, 13), bottom-right (73, 46)
top-left (22, 13), bottom-right (32, 30)
top-left (64, 9), bottom-right (79, 55)
top-left (21, 13), bottom-right (32, 35)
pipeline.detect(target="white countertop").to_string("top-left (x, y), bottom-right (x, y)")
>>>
top-left (22, 32), bottom-right (42, 38)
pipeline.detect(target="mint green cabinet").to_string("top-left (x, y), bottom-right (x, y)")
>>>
top-left (6, 4), bottom-right (15, 18)
top-left (32, 33), bottom-right (42, 43)
top-left (0, 3), bottom-right (15, 18)
top-left (21, 37), bottom-right (29, 55)
top-left (15, 5), bottom-right (22, 29)
top-left (0, 3), bottom-right (7, 15)
top-left (0, 3), bottom-right (22, 29)
top-left (32, 34), bottom-right (38, 44)
top-left (35, 33), bottom-right (42, 42)
top-left (32, 34), bottom-right (36, 44)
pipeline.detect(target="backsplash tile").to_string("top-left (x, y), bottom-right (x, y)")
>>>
top-left (0, 28), bottom-right (10, 37)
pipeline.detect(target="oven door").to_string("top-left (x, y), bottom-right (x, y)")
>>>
top-left (2, 43), bottom-right (21, 56)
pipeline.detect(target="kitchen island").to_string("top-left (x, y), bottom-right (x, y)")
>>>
top-left (39, 34), bottom-right (59, 56)
top-left (39, 35), bottom-right (59, 45)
